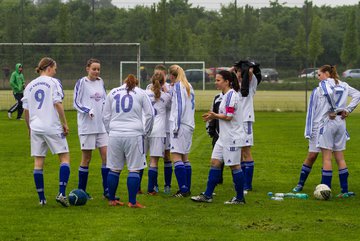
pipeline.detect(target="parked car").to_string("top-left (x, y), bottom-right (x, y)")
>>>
top-left (261, 68), bottom-right (279, 81)
top-left (185, 69), bottom-right (210, 82)
top-left (298, 68), bottom-right (318, 78)
top-left (342, 69), bottom-right (360, 79)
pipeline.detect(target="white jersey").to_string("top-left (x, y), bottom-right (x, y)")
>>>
top-left (22, 76), bottom-right (64, 134)
top-left (218, 89), bottom-right (243, 146)
top-left (147, 82), bottom-right (172, 133)
top-left (103, 84), bottom-right (154, 137)
top-left (239, 75), bottom-right (257, 122)
top-left (169, 81), bottom-right (195, 133)
top-left (73, 77), bottom-right (107, 134)
top-left (318, 78), bottom-right (360, 125)
top-left (145, 89), bottom-right (171, 137)
top-left (304, 87), bottom-right (327, 139)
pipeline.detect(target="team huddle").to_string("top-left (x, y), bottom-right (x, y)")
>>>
top-left (22, 57), bottom-right (360, 208)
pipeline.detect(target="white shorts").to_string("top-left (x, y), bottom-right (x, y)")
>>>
top-left (145, 137), bottom-right (166, 157)
top-left (170, 126), bottom-right (193, 154)
top-left (79, 133), bottom-right (108, 150)
top-left (317, 117), bottom-right (347, 151)
top-left (31, 132), bottom-right (69, 156)
top-left (165, 132), bottom-right (171, 151)
top-left (308, 127), bottom-right (320, 153)
top-left (211, 141), bottom-right (241, 166)
top-left (107, 136), bottom-right (147, 171)
top-left (240, 122), bottom-right (254, 147)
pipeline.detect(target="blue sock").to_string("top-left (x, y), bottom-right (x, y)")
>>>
top-left (107, 171), bottom-right (120, 201)
top-left (184, 161), bottom-right (192, 192)
top-left (147, 167), bottom-right (158, 193)
top-left (174, 161), bottom-right (188, 193)
top-left (138, 169), bottom-right (144, 192)
top-left (232, 169), bottom-right (245, 200)
top-left (78, 166), bottom-right (89, 191)
top-left (298, 164), bottom-right (312, 187)
top-left (34, 169), bottom-right (45, 201)
top-left (244, 161), bottom-right (254, 190)
top-left (321, 169), bottom-right (333, 189)
top-left (59, 163), bottom-right (70, 196)
top-left (204, 167), bottom-right (221, 197)
top-left (127, 172), bottom-right (140, 205)
top-left (164, 161), bottom-right (172, 187)
top-left (339, 168), bottom-right (349, 193)
top-left (101, 165), bottom-right (110, 195)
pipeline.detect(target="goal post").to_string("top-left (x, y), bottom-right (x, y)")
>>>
top-left (120, 61), bottom-right (206, 90)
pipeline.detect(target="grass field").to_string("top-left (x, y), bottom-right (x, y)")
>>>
top-left (0, 110), bottom-right (360, 240)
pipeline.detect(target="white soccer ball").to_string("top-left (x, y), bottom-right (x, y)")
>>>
top-left (314, 184), bottom-right (332, 200)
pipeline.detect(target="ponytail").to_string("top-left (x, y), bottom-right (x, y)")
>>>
top-left (124, 74), bottom-right (138, 93)
top-left (151, 72), bottom-right (163, 100)
top-left (169, 65), bottom-right (191, 97)
top-left (319, 65), bottom-right (340, 84)
top-left (218, 70), bottom-right (240, 92)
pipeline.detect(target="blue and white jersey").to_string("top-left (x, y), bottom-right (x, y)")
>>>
top-left (22, 76), bottom-right (64, 134)
top-left (169, 81), bottom-right (195, 133)
top-left (103, 84), bottom-right (154, 137)
top-left (73, 77), bottom-right (107, 135)
top-left (319, 78), bottom-right (360, 121)
top-left (146, 89), bottom-right (171, 137)
top-left (304, 87), bottom-right (324, 139)
top-left (218, 89), bottom-right (243, 146)
top-left (239, 75), bottom-right (257, 122)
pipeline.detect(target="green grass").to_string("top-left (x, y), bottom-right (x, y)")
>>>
top-left (1, 111), bottom-right (360, 240)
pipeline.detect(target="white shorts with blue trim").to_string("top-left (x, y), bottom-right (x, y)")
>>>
top-left (170, 126), bottom-right (193, 154)
top-left (211, 141), bottom-right (241, 166)
top-left (79, 133), bottom-right (108, 150)
top-left (31, 132), bottom-right (69, 156)
top-left (240, 121), bottom-right (253, 147)
top-left (317, 117), bottom-right (347, 151)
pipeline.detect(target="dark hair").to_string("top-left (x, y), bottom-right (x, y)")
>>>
top-left (218, 70), bottom-right (240, 92)
top-left (151, 72), bottom-right (164, 100)
top-left (319, 65), bottom-right (340, 84)
top-left (124, 74), bottom-right (139, 93)
top-left (86, 58), bottom-right (100, 67)
top-left (35, 57), bottom-right (56, 73)
top-left (154, 64), bottom-right (167, 72)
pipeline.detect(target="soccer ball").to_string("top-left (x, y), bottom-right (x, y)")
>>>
top-left (68, 189), bottom-right (88, 206)
top-left (313, 184), bottom-right (332, 200)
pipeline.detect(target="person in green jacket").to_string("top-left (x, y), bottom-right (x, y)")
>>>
top-left (8, 63), bottom-right (25, 120)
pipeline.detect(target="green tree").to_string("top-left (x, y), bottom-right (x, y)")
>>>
top-left (308, 16), bottom-right (323, 67)
top-left (292, 24), bottom-right (307, 69)
top-left (341, 9), bottom-right (359, 68)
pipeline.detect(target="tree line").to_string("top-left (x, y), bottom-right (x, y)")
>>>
top-left (0, 0), bottom-right (359, 78)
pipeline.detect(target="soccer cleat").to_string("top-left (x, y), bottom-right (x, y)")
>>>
top-left (39, 199), bottom-right (47, 206)
top-left (147, 191), bottom-right (157, 196)
top-left (243, 190), bottom-right (248, 195)
top-left (128, 201), bottom-right (146, 208)
top-left (164, 186), bottom-right (171, 194)
top-left (16, 118), bottom-right (24, 120)
top-left (7, 112), bottom-right (11, 119)
top-left (224, 197), bottom-right (246, 205)
top-left (84, 192), bottom-right (93, 200)
top-left (56, 193), bottom-right (70, 207)
top-left (201, 191), bottom-right (216, 196)
top-left (154, 185), bottom-right (159, 193)
top-left (108, 200), bottom-right (124, 206)
top-left (173, 190), bottom-right (191, 198)
top-left (292, 185), bottom-right (303, 193)
top-left (103, 193), bottom-right (120, 201)
top-left (191, 193), bottom-right (213, 203)
top-left (137, 190), bottom-right (144, 195)
top-left (336, 192), bottom-right (355, 198)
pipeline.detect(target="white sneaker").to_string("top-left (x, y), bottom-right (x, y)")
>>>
top-left (224, 197), bottom-right (246, 205)
top-left (7, 112), bottom-right (11, 119)
top-left (56, 193), bottom-right (70, 207)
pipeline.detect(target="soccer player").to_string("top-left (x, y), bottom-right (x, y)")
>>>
top-left (73, 58), bottom-right (110, 200)
top-left (145, 72), bottom-right (171, 195)
top-left (8, 63), bottom-right (25, 120)
top-left (22, 57), bottom-right (70, 207)
top-left (103, 74), bottom-right (154, 208)
top-left (168, 64), bottom-right (195, 197)
top-left (317, 65), bottom-right (360, 197)
top-left (191, 70), bottom-right (246, 204)
top-left (234, 61), bottom-right (258, 193)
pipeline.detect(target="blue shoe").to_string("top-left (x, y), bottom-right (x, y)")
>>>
top-left (336, 192), bottom-right (355, 198)
top-left (164, 186), bottom-right (171, 194)
top-left (292, 185), bottom-right (303, 193)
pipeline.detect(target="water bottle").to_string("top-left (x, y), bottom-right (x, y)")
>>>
top-left (270, 197), bottom-right (284, 201)
top-left (294, 193), bottom-right (308, 199)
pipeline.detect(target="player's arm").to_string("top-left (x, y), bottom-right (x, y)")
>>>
top-left (344, 85), bottom-right (360, 116)
top-left (73, 79), bottom-right (92, 114)
top-left (102, 93), bottom-right (112, 133)
top-left (24, 109), bottom-right (30, 137)
top-left (143, 93), bottom-right (155, 137)
top-left (54, 102), bottom-right (69, 136)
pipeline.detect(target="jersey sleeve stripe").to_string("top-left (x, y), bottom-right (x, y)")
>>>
top-left (175, 82), bottom-right (182, 131)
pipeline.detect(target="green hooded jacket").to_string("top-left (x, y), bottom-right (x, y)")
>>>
top-left (10, 63), bottom-right (25, 94)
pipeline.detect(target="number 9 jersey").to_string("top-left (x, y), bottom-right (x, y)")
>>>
top-left (22, 76), bottom-right (65, 134)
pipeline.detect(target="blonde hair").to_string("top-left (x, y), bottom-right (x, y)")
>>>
top-left (319, 65), bottom-right (340, 84)
top-left (124, 74), bottom-right (139, 93)
top-left (168, 64), bottom-right (190, 97)
top-left (151, 72), bottom-right (164, 100)
top-left (35, 57), bottom-right (56, 73)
